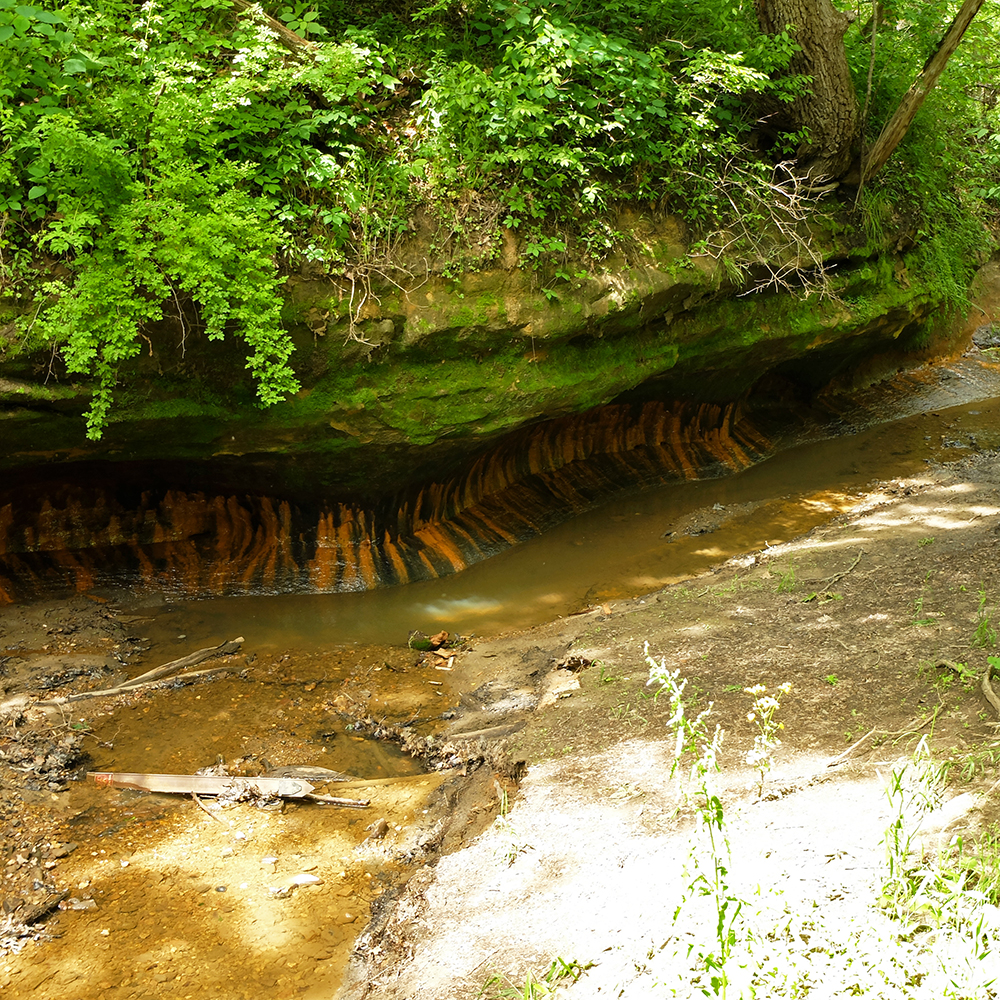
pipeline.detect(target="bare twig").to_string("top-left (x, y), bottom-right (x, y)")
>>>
top-left (827, 706), bottom-right (942, 767)
top-left (818, 549), bottom-right (865, 589)
top-left (33, 665), bottom-right (237, 707)
top-left (827, 727), bottom-right (879, 767)
top-left (123, 638), bottom-right (244, 688)
top-left (30, 638), bottom-right (244, 708)
top-left (192, 791), bottom-right (226, 824)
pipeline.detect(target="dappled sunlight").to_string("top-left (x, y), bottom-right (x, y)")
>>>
top-left (1, 649), bottom-right (449, 998)
top-left (9, 767), bottom-right (446, 998)
top-left (418, 595), bottom-right (505, 619)
top-left (800, 491), bottom-right (856, 513)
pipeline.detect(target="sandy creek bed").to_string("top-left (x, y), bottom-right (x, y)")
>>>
top-left (3, 380), bottom-right (1000, 997)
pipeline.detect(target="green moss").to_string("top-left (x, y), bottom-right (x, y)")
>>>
top-left (0, 219), bottom-right (974, 495)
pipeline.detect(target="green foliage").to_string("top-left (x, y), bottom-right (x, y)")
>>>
top-left (0, 0), bottom-right (408, 434)
top-left (414, 0), bottom-right (803, 224)
top-left (745, 681), bottom-right (791, 797)
top-left (2, 0), bottom-right (998, 436)
top-left (773, 561), bottom-right (796, 593)
top-left (973, 585), bottom-right (998, 648)
top-left (480, 957), bottom-right (589, 999)
top-left (847, 2), bottom-right (1000, 305)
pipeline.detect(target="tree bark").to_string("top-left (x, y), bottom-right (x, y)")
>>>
top-left (861, 0), bottom-right (985, 184)
top-left (756, 0), bottom-right (860, 182)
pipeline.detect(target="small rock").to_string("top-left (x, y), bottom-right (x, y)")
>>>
top-left (62, 897), bottom-right (98, 911)
top-left (364, 818), bottom-right (389, 844)
top-left (267, 872), bottom-right (324, 897)
top-left (537, 669), bottom-right (581, 710)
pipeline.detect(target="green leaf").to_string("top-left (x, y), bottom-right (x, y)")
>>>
top-left (63, 57), bottom-right (87, 74)
top-left (27, 185), bottom-right (47, 199)
top-left (31, 7), bottom-right (63, 23)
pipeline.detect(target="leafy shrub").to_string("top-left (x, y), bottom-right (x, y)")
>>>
top-left (1, 0), bottom-right (998, 437)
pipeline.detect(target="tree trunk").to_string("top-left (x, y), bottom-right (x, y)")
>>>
top-left (861, 0), bottom-right (985, 184)
top-left (755, 0), bottom-right (860, 183)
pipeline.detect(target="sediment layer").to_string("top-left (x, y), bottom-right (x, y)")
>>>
top-left (0, 399), bottom-right (767, 602)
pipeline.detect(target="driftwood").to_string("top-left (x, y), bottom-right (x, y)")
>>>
top-left (124, 638), bottom-right (244, 686)
top-left (89, 771), bottom-right (369, 808)
top-left (32, 638), bottom-right (244, 708)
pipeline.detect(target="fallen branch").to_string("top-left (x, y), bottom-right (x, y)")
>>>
top-left (90, 770), bottom-right (369, 807)
top-left (230, 0), bottom-right (314, 57)
top-left (826, 705), bottom-right (942, 767)
top-left (122, 637), bottom-right (244, 687)
top-left (818, 548), bottom-right (865, 589)
top-left (32, 639), bottom-right (244, 708)
top-left (192, 791), bottom-right (227, 824)
top-left (826, 726), bottom-right (879, 767)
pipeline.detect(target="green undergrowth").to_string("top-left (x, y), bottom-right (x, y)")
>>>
top-left (598, 656), bottom-right (1000, 999)
top-left (0, 0), bottom-right (997, 438)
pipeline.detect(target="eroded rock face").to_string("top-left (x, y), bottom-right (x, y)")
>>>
top-left (0, 398), bottom-right (771, 602)
top-left (1, 221), bottom-right (996, 602)
top-left (1, 222), bottom-right (982, 497)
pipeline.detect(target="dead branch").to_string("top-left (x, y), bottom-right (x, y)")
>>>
top-left (122, 637), bottom-right (244, 688)
top-left (33, 665), bottom-right (237, 707)
top-left (862, 0), bottom-right (986, 184)
top-left (826, 705), bottom-right (942, 767)
top-left (30, 639), bottom-right (244, 708)
top-left (818, 548), bottom-right (865, 589)
top-left (230, 0), bottom-right (314, 58)
top-left (192, 792), bottom-right (227, 824)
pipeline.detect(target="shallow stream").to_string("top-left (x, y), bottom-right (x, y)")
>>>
top-left (5, 359), bottom-right (1000, 999)
top-left (134, 376), bottom-right (1000, 655)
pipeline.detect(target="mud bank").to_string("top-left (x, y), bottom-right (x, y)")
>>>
top-left (3, 441), bottom-right (1000, 999)
top-left (339, 447), bottom-right (1000, 999)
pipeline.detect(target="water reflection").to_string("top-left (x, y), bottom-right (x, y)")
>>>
top-left (135, 395), bottom-right (1000, 657)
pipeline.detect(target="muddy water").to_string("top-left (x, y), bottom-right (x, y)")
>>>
top-left (6, 371), bottom-right (1000, 1000)
top-left (132, 393), bottom-right (1000, 654)
top-left (3, 649), bottom-right (455, 1000)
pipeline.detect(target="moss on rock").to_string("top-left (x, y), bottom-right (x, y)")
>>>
top-left (0, 216), bottom-right (984, 497)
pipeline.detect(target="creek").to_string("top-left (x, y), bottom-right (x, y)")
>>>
top-left (5, 358), bottom-right (1000, 1000)
top-left (132, 366), bottom-right (1000, 656)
